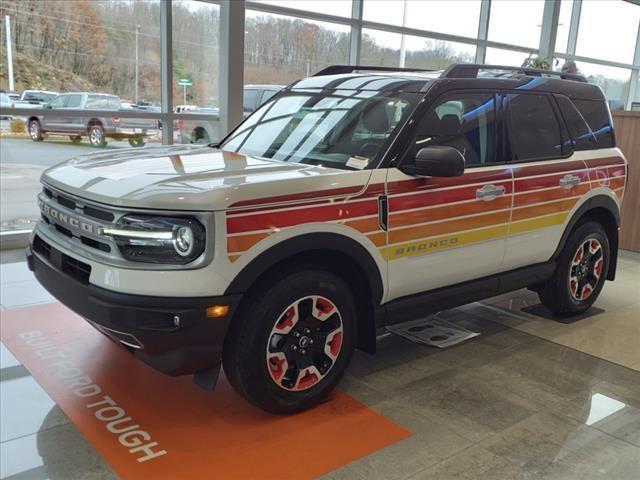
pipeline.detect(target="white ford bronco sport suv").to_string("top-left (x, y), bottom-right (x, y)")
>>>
top-left (28, 65), bottom-right (627, 414)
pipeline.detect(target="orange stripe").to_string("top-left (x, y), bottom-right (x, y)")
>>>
top-left (228, 254), bottom-right (241, 263)
top-left (227, 232), bottom-right (270, 253)
top-left (344, 217), bottom-right (380, 233)
top-left (390, 196), bottom-right (511, 229)
top-left (512, 198), bottom-right (579, 222)
top-left (388, 211), bottom-right (509, 244)
top-left (514, 184), bottom-right (589, 207)
top-left (367, 231), bottom-right (386, 247)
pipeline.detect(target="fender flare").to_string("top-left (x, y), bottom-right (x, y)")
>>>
top-left (223, 232), bottom-right (384, 304)
top-left (552, 194), bottom-right (620, 279)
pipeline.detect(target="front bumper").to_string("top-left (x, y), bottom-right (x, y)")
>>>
top-left (26, 241), bottom-right (241, 377)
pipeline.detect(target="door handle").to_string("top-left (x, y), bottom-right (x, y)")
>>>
top-left (476, 184), bottom-right (506, 201)
top-left (559, 174), bottom-right (581, 189)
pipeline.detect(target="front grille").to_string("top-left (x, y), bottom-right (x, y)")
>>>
top-left (43, 187), bottom-right (115, 222)
top-left (33, 235), bottom-right (92, 284)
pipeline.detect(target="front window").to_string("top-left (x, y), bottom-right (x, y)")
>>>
top-left (221, 89), bottom-right (419, 169)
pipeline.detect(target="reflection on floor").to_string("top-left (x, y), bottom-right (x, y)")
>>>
top-left (1, 249), bottom-right (639, 479)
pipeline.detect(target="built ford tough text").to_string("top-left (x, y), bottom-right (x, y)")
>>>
top-left (27, 65), bottom-right (627, 414)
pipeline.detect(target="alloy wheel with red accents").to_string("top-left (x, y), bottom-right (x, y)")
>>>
top-left (568, 238), bottom-right (604, 301)
top-left (266, 295), bottom-right (344, 392)
top-left (537, 221), bottom-right (609, 316)
top-left (222, 268), bottom-right (356, 414)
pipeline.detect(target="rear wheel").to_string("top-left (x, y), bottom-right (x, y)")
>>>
top-left (128, 137), bottom-right (145, 147)
top-left (223, 268), bottom-right (356, 414)
top-left (29, 120), bottom-right (43, 141)
top-left (88, 125), bottom-right (107, 147)
top-left (538, 221), bottom-right (609, 315)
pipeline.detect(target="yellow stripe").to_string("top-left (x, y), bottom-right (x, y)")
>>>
top-left (380, 224), bottom-right (509, 260)
top-left (381, 212), bottom-right (571, 261)
top-left (509, 212), bottom-right (568, 235)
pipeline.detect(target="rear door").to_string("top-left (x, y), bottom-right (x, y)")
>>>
top-left (502, 92), bottom-right (590, 269)
top-left (385, 91), bottom-right (513, 301)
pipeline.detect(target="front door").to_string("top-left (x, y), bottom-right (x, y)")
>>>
top-left (384, 91), bottom-right (512, 301)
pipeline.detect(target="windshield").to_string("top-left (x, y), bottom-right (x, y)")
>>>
top-left (221, 89), bottom-right (419, 170)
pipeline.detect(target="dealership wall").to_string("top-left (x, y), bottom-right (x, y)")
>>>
top-left (613, 111), bottom-right (640, 252)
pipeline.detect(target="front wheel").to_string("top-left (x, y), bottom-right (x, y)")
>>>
top-left (128, 137), bottom-right (145, 148)
top-left (223, 268), bottom-right (356, 414)
top-left (88, 125), bottom-right (107, 147)
top-left (538, 221), bottom-right (610, 315)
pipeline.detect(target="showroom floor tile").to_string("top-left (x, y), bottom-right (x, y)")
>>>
top-left (2, 248), bottom-right (640, 480)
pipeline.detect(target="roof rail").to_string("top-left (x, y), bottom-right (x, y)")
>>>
top-left (441, 64), bottom-right (587, 82)
top-left (313, 65), bottom-right (434, 76)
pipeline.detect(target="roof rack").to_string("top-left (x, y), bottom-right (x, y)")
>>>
top-left (313, 65), bottom-right (434, 76)
top-left (441, 64), bottom-right (587, 82)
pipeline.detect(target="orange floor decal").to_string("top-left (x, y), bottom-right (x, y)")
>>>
top-left (1, 303), bottom-right (411, 479)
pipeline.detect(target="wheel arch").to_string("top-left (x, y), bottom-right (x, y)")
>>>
top-left (553, 194), bottom-right (620, 280)
top-left (224, 232), bottom-right (384, 354)
top-left (87, 118), bottom-right (103, 131)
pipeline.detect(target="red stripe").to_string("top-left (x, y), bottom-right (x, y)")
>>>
top-left (512, 159), bottom-right (586, 178)
top-left (584, 156), bottom-right (625, 169)
top-left (228, 185), bottom-right (365, 209)
top-left (515, 170), bottom-right (590, 192)
top-left (389, 180), bottom-right (511, 212)
top-left (227, 199), bottom-right (378, 233)
top-left (386, 169), bottom-right (511, 195)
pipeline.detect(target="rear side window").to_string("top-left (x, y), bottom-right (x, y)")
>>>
top-left (86, 96), bottom-right (109, 109)
top-left (555, 95), bottom-right (597, 151)
top-left (243, 89), bottom-right (259, 111)
top-left (66, 94), bottom-right (82, 108)
top-left (505, 93), bottom-right (562, 161)
top-left (572, 99), bottom-right (614, 148)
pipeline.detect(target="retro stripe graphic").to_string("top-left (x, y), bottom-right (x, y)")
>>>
top-left (225, 156), bottom-right (626, 263)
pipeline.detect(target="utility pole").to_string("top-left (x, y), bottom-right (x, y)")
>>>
top-left (5, 15), bottom-right (14, 91)
top-left (134, 24), bottom-right (140, 104)
top-left (399, 0), bottom-right (408, 68)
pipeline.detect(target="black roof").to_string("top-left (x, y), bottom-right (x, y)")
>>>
top-left (288, 64), bottom-right (605, 101)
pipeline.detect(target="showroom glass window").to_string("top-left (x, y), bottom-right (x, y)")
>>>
top-left (408, 93), bottom-right (497, 167)
top-left (488, 0), bottom-right (545, 48)
top-left (505, 93), bottom-right (563, 161)
top-left (360, 29), bottom-right (475, 69)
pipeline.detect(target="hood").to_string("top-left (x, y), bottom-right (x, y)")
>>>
top-left (42, 145), bottom-right (369, 211)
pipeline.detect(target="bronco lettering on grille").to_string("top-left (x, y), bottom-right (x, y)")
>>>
top-left (39, 199), bottom-right (100, 235)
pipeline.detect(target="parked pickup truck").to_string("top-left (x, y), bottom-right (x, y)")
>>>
top-left (174, 85), bottom-right (284, 144)
top-left (13, 90), bottom-right (59, 109)
top-left (27, 92), bottom-right (159, 147)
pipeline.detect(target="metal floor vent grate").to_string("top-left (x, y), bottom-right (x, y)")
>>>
top-left (386, 314), bottom-right (480, 348)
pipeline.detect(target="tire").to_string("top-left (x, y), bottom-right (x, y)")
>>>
top-left (538, 221), bottom-right (609, 315)
top-left (69, 136), bottom-right (82, 144)
top-left (128, 137), bottom-right (146, 147)
top-left (88, 125), bottom-right (107, 147)
top-left (223, 267), bottom-right (356, 414)
top-left (29, 120), bottom-right (43, 142)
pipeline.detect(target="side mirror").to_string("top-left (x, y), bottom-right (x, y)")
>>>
top-left (401, 145), bottom-right (465, 177)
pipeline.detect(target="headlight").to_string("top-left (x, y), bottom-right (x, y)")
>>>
top-left (103, 215), bottom-right (206, 264)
